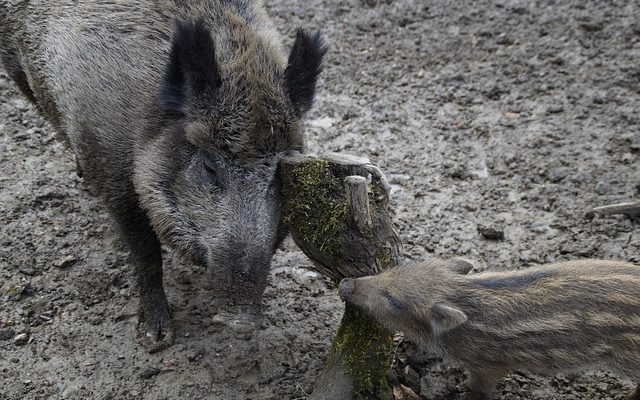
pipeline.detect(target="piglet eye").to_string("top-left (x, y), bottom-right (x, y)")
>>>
top-left (381, 291), bottom-right (405, 312)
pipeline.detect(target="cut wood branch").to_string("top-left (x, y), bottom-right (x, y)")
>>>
top-left (345, 176), bottom-right (372, 234)
top-left (280, 152), bottom-right (402, 400)
top-left (585, 201), bottom-right (640, 219)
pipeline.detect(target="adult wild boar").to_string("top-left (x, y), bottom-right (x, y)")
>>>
top-left (0, 0), bottom-right (326, 351)
top-left (340, 258), bottom-right (640, 400)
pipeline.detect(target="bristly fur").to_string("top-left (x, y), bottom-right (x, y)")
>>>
top-left (161, 19), bottom-right (222, 116)
top-left (342, 258), bottom-right (640, 400)
top-left (285, 29), bottom-right (328, 115)
top-left (0, 0), bottom-right (327, 351)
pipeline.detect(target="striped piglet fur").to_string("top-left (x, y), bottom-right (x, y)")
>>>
top-left (338, 258), bottom-right (640, 399)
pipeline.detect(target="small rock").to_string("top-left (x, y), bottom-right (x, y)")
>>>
top-left (485, 85), bottom-right (505, 100)
top-left (139, 367), bottom-right (160, 379)
top-left (398, 17), bottom-right (410, 28)
top-left (547, 168), bottom-right (568, 183)
top-left (388, 174), bottom-right (412, 185)
top-left (403, 365), bottom-right (420, 390)
top-left (307, 116), bottom-right (335, 129)
top-left (478, 224), bottom-right (504, 240)
top-left (580, 21), bottom-right (603, 32)
top-left (547, 105), bottom-right (564, 114)
top-left (0, 329), bottom-right (16, 341)
top-left (595, 181), bottom-right (608, 195)
top-left (11, 98), bottom-right (30, 111)
top-left (187, 346), bottom-right (206, 362)
top-left (530, 221), bottom-right (549, 234)
top-left (53, 255), bottom-right (78, 269)
top-left (496, 33), bottom-right (514, 45)
top-left (503, 111), bottom-right (520, 119)
top-left (18, 266), bottom-right (37, 276)
top-left (13, 333), bottom-right (29, 345)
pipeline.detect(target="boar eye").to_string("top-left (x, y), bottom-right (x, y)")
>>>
top-left (200, 153), bottom-right (222, 186)
top-left (203, 158), bottom-right (216, 175)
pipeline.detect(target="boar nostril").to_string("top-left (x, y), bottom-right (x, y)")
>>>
top-left (338, 278), bottom-right (355, 301)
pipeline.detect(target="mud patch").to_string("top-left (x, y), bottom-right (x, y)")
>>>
top-left (2, 0), bottom-right (639, 399)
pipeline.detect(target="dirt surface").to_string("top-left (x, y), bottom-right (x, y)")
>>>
top-left (1, 0), bottom-right (639, 399)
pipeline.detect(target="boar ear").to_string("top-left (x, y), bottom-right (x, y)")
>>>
top-left (161, 19), bottom-right (222, 116)
top-left (430, 303), bottom-right (467, 336)
top-left (285, 29), bottom-right (327, 115)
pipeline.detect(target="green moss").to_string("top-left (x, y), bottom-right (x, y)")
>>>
top-left (284, 159), bottom-right (348, 254)
top-left (375, 247), bottom-right (393, 270)
top-left (369, 182), bottom-right (387, 209)
top-left (284, 159), bottom-right (395, 398)
top-left (333, 305), bottom-right (393, 398)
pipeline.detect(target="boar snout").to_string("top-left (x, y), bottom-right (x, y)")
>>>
top-left (225, 242), bottom-right (268, 271)
top-left (338, 278), bottom-right (355, 301)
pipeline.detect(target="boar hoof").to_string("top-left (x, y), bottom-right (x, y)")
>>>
top-left (212, 304), bottom-right (261, 334)
top-left (137, 302), bottom-right (175, 353)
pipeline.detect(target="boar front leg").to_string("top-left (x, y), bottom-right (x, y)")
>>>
top-left (112, 206), bottom-right (175, 353)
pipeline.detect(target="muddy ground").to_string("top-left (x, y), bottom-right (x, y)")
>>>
top-left (1, 0), bottom-right (639, 399)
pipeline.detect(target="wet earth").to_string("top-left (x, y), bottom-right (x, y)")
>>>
top-left (1, 0), bottom-right (639, 399)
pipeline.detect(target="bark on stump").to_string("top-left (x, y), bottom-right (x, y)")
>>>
top-left (280, 152), bottom-right (402, 400)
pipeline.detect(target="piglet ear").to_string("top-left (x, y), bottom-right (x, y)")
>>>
top-left (160, 19), bottom-right (222, 117)
top-left (430, 303), bottom-right (467, 336)
top-left (285, 29), bottom-right (328, 115)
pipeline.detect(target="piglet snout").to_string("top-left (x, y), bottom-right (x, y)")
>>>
top-left (338, 278), bottom-right (355, 301)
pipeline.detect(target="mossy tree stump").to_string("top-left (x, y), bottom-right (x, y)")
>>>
top-left (280, 152), bottom-right (402, 400)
